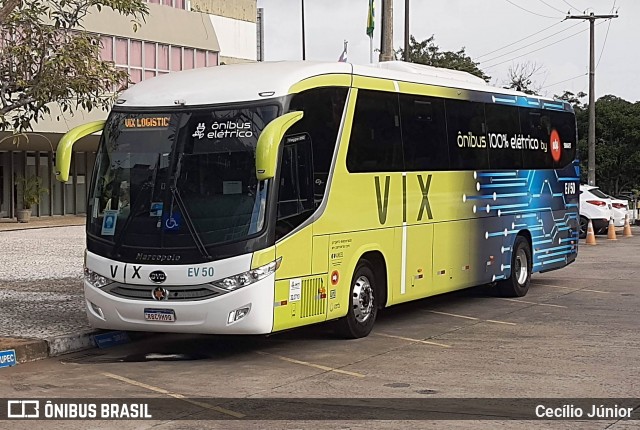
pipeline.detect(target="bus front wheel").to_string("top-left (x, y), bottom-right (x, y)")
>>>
top-left (497, 235), bottom-right (532, 297)
top-left (336, 260), bottom-right (378, 339)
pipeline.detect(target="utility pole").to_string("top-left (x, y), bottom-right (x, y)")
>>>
top-left (301, 0), bottom-right (306, 60)
top-left (379, 0), bottom-right (393, 62)
top-left (566, 12), bottom-right (618, 186)
top-left (404, 0), bottom-right (410, 61)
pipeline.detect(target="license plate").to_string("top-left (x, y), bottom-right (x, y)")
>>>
top-left (144, 308), bottom-right (176, 322)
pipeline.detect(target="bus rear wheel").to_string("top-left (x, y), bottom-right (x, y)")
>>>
top-left (336, 260), bottom-right (378, 339)
top-left (497, 235), bottom-right (532, 297)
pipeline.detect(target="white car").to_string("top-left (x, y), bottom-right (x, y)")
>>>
top-left (604, 193), bottom-right (630, 226)
top-left (579, 185), bottom-right (615, 237)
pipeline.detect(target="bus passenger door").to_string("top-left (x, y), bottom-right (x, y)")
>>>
top-left (273, 136), bottom-right (327, 330)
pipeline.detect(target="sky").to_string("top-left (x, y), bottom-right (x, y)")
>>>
top-left (256, 0), bottom-right (639, 102)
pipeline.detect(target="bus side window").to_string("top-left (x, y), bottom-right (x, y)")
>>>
top-left (550, 110), bottom-right (577, 169)
top-left (486, 104), bottom-right (522, 170)
top-left (399, 95), bottom-right (449, 171)
top-left (519, 108), bottom-right (552, 169)
top-left (288, 87), bottom-right (347, 204)
top-left (445, 99), bottom-right (489, 170)
top-left (346, 90), bottom-right (404, 173)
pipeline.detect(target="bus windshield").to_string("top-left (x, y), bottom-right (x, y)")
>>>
top-left (87, 105), bottom-right (279, 253)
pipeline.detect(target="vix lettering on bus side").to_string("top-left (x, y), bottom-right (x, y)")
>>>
top-left (374, 174), bottom-right (433, 225)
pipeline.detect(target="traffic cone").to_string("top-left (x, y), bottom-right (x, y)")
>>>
top-left (607, 217), bottom-right (618, 240)
top-left (585, 219), bottom-right (597, 245)
top-left (623, 215), bottom-right (633, 237)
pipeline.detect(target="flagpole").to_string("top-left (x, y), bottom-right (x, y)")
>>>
top-left (369, 36), bottom-right (373, 63)
top-left (301, 0), bottom-right (306, 60)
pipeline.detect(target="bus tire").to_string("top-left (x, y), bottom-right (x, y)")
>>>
top-left (578, 216), bottom-right (588, 239)
top-left (335, 260), bottom-right (378, 339)
top-left (497, 235), bottom-right (532, 297)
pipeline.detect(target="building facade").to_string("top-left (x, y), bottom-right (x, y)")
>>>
top-left (0, 0), bottom-right (259, 219)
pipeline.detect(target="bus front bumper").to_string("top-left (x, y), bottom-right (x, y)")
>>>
top-left (84, 274), bottom-right (275, 335)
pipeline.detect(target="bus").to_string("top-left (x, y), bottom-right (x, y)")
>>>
top-left (56, 61), bottom-right (579, 339)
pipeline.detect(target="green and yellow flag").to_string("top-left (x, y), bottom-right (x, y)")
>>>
top-left (366, 0), bottom-right (375, 38)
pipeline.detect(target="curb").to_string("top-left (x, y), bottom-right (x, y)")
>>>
top-left (47, 330), bottom-right (99, 357)
top-left (2, 330), bottom-right (154, 366)
top-left (1, 331), bottom-right (100, 365)
top-left (0, 223), bottom-right (85, 233)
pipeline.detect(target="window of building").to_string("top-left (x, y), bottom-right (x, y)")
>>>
top-left (100, 36), bottom-right (219, 86)
top-left (144, 0), bottom-right (187, 10)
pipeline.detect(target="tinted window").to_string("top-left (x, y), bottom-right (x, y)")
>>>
top-left (347, 90), bottom-right (404, 172)
top-left (518, 108), bottom-right (554, 169)
top-left (485, 104), bottom-right (522, 169)
top-left (399, 94), bottom-right (449, 171)
top-left (288, 87), bottom-right (347, 202)
top-left (550, 110), bottom-right (577, 168)
top-left (445, 100), bottom-right (488, 170)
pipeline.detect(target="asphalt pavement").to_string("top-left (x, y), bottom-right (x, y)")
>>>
top-left (0, 217), bottom-right (638, 367)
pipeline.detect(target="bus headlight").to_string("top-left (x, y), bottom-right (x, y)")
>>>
top-left (84, 267), bottom-right (113, 289)
top-left (210, 258), bottom-right (281, 291)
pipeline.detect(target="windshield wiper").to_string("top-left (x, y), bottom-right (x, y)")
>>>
top-left (111, 180), bottom-right (154, 255)
top-left (168, 184), bottom-right (212, 260)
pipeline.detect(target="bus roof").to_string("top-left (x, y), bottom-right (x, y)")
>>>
top-left (116, 61), bottom-right (566, 109)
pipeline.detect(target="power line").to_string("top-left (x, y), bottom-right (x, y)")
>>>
top-left (560, 0), bottom-right (580, 13)
top-left (596, 19), bottom-right (613, 70)
top-left (479, 21), bottom-right (583, 65)
top-left (596, 0), bottom-right (617, 69)
top-left (476, 21), bottom-right (564, 59)
top-left (483, 20), bottom-right (608, 70)
top-left (483, 24), bottom-right (593, 69)
top-left (541, 73), bottom-right (587, 89)
top-left (537, 0), bottom-right (566, 14)
top-left (504, 0), bottom-right (561, 19)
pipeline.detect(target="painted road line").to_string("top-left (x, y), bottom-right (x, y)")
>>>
top-left (102, 372), bottom-right (244, 418)
top-left (485, 319), bottom-right (517, 326)
top-left (532, 283), bottom-right (572, 289)
top-left (498, 298), bottom-right (567, 308)
top-left (257, 352), bottom-right (365, 378)
top-left (533, 283), bottom-right (609, 294)
top-left (375, 332), bottom-right (451, 348)
top-left (427, 310), bottom-right (479, 320)
top-left (428, 310), bottom-right (516, 325)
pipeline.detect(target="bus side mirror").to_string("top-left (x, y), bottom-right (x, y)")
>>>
top-left (55, 120), bottom-right (106, 182)
top-left (255, 111), bottom-right (303, 181)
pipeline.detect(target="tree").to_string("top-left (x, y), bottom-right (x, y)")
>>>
top-left (397, 35), bottom-right (490, 82)
top-left (0, 0), bottom-right (148, 133)
top-left (504, 62), bottom-right (544, 95)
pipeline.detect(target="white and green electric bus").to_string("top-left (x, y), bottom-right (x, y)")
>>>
top-left (57, 61), bottom-right (579, 338)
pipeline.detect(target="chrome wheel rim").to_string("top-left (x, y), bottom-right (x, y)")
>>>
top-left (352, 275), bottom-right (374, 323)
top-left (515, 248), bottom-right (528, 285)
